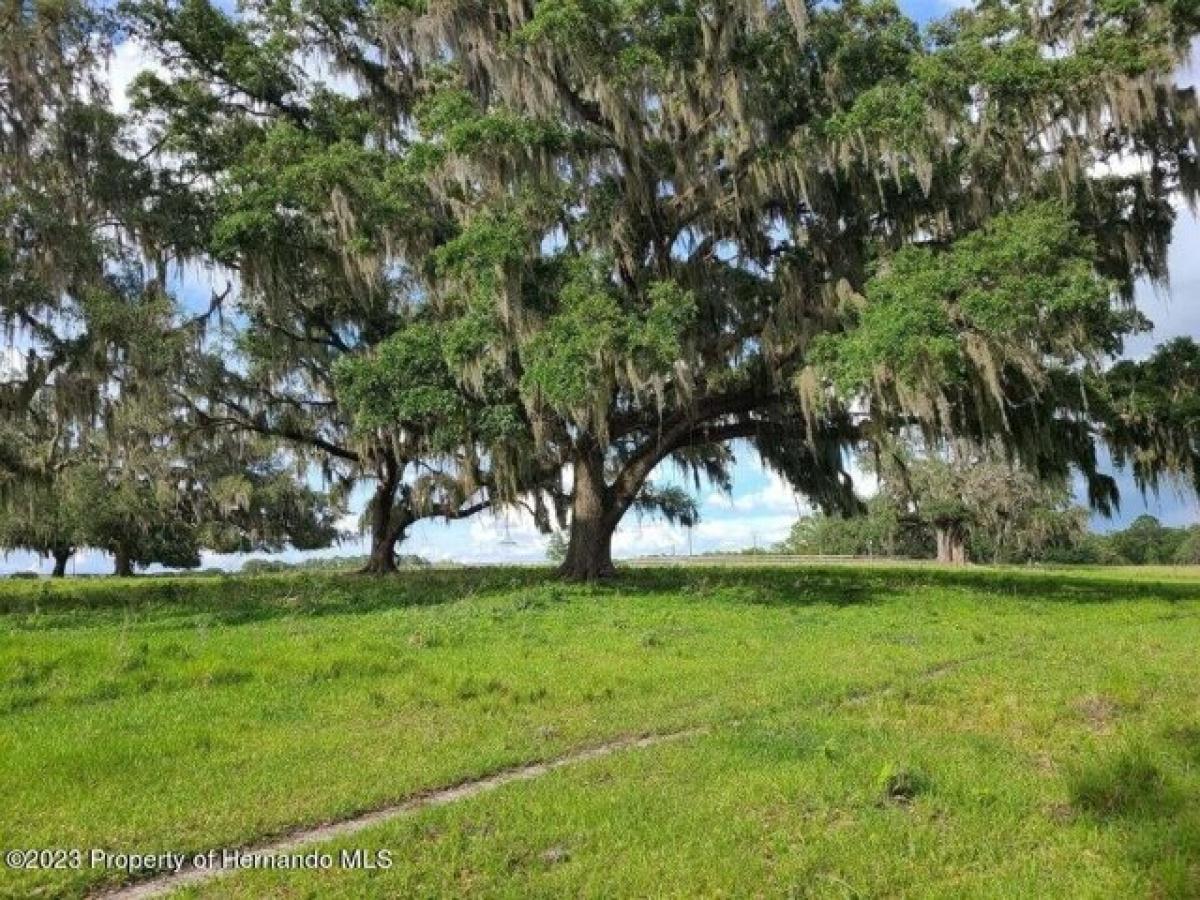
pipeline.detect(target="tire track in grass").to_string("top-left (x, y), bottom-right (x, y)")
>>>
top-left (94, 728), bottom-right (705, 900)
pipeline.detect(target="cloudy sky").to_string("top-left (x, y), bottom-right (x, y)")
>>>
top-left (4, 0), bottom-right (1198, 574)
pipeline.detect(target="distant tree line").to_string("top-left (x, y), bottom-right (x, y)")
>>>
top-left (239, 555), bottom-right (430, 575)
top-left (779, 506), bottom-right (1200, 567)
top-left (1059, 516), bottom-right (1200, 566)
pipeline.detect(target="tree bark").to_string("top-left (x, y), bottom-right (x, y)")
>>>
top-left (51, 547), bottom-right (72, 578)
top-left (557, 416), bottom-right (755, 581)
top-left (556, 407), bottom-right (776, 581)
top-left (363, 532), bottom-right (400, 574)
top-left (359, 456), bottom-right (412, 575)
top-left (113, 547), bottom-right (134, 577)
top-left (559, 444), bottom-right (619, 581)
top-left (935, 525), bottom-right (968, 565)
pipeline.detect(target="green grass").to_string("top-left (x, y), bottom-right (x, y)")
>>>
top-left (1, 565), bottom-right (1199, 897)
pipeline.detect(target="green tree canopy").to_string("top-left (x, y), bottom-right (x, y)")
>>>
top-left (121, 0), bottom-right (579, 573)
top-left (104, 0), bottom-right (1200, 579)
top-left (380, 0), bottom-right (1198, 577)
top-left (1, 1), bottom-right (339, 575)
top-left (1101, 337), bottom-right (1200, 496)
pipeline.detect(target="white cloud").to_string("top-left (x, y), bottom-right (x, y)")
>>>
top-left (706, 468), bottom-right (811, 515)
top-left (296, 50), bottom-right (363, 100)
top-left (335, 512), bottom-right (362, 534)
top-left (847, 456), bottom-right (880, 500)
top-left (104, 38), bottom-right (165, 115)
top-left (614, 513), bottom-right (797, 557)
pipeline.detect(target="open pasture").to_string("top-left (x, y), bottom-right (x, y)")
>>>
top-left (1, 565), bottom-right (1198, 898)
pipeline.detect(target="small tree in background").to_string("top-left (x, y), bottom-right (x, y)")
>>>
top-left (1105, 514), bottom-right (1187, 566)
top-left (875, 446), bottom-right (1087, 564)
top-left (781, 443), bottom-right (1088, 564)
top-left (0, 480), bottom-right (81, 576)
top-left (1173, 528), bottom-right (1200, 565)
top-left (777, 498), bottom-right (933, 559)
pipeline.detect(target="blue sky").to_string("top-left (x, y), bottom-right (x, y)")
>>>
top-left (3, 0), bottom-right (1197, 574)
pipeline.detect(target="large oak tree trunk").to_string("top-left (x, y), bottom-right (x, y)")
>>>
top-left (559, 507), bottom-right (616, 580)
top-left (113, 547), bottom-right (134, 577)
top-left (359, 456), bottom-right (412, 575)
top-left (935, 525), bottom-right (968, 565)
top-left (363, 528), bottom-right (400, 574)
top-left (559, 445), bottom-right (618, 581)
top-left (51, 548), bottom-right (72, 578)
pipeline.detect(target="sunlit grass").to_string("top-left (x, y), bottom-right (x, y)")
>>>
top-left (1, 565), bottom-right (1198, 897)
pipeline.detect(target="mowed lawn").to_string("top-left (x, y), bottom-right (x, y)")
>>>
top-left (1, 566), bottom-right (1199, 898)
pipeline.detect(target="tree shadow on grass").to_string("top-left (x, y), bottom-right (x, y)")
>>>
top-left (1, 564), bottom-right (1197, 631)
top-left (604, 565), bottom-right (1200, 607)
top-left (0, 569), bottom-right (559, 628)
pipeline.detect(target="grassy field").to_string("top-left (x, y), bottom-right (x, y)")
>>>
top-left (1, 565), bottom-right (1198, 898)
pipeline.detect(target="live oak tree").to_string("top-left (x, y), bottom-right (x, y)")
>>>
top-left (369, 0), bottom-right (1199, 578)
top-left (120, 0), bottom-right (409, 572)
top-left (1, 0), bottom-right (339, 575)
top-left (68, 266), bottom-right (341, 576)
top-left (779, 444), bottom-right (1087, 563)
top-left (332, 315), bottom-right (567, 571)
top-left (0, 265), bottom-right (339, 576)
top-left (1, 340), bottom-right (342, 576)
top-left (113, 0), bottom-right (1200, 579)
top-left (0, 477), bottom-right (81, 576)
top-left (1, 0), bottom-right (155, 476)
top-left (124, 0), bottom-right (702, 572)
top-left (0, 317), bottom-right (340, 577)
top-left (68, 431), bottom-right (339, 576)
top-left (875, 445), bottom-right (1087, 564)
top-left (124, 0), bottom-right (577, 573)
top-left (781, 335), bottom-right (1200, 566)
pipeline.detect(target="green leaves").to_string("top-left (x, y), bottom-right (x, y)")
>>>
top-left (123, 0), bottom-right (303, 112)
top-left (812, 203), bottom-right (1129, 401)
top-left (434, 209), bottom-right (533, 284)
top-left (335, 315), bottom-right (534, 457)
top-left (520, 271), bottom-right (625, 414)
top-left (212, 122), bottom-right (429, 264)
top-left (633, 282), bottom-right (698, 372)
top-left (518, 262), bottom-right (697, 422)
top-left (335, 322), bottom-right (464, 434)
top-left (416, 89), bottom-right (572, 156)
